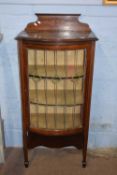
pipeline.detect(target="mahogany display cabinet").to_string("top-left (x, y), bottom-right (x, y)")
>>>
top-left (16, 14), bottom-right (98, 168)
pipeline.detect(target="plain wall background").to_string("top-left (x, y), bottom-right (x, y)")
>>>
top-left (0, 0), bottom-right (117, 148)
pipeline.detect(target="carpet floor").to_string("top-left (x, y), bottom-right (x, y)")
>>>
top-left (0, 147), bottom-right (117, 175)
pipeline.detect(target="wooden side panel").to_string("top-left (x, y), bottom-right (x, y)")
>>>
top-left (82, 41), bottom-right (96, 164)
top-left (18, 41), bottom-right (30, 165)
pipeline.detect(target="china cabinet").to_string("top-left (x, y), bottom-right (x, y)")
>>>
top-left (16, 14), bottom-right (98, 167)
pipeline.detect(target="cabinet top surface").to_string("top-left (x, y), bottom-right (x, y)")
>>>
top-left (16, 14), bottom-right (98, 42)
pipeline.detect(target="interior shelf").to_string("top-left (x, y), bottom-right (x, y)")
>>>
top-left (28, 65), bottom-right (84, 79)
top-left (30, 113), bottom-right (82, 130)
top-left (29, 89), bottom-right (83, 106)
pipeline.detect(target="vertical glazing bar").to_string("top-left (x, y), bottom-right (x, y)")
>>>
top-left (73, 50), bottom-right (78, 128)
top-left (74, 50), bottom-right (78, 75)
top-left (83, 49), bottom-right (86, 73)
top-left (53, 50), bottom-right (58, 129)
top-left (72, 79), bottom-right (77, 128)
top-left (81, 49), bottom-right (86, 124)
top-left (44, 50), bottom-right (48, 128)
top-left (34, 50), bottom-right (40, 128)
top-left (64, 51), bottom-right (67, 129)
top-left (77, 49), bottom-right (86, 99)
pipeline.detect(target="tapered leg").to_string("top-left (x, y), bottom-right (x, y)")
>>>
top-left (82, 160), bottom-right (86, 168)
top-left (82, 147), bottom-right (87, 167)
top-left (24, 161), bottom-right (29, 168)
top-left (82, 133), bottom-right (87, 168)
top-left (23, 146), bottom-right (29, 168)
top-left (23, 131), bottom-right (29, 168)
top-left (18, 40), bottom-right (30, 168)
